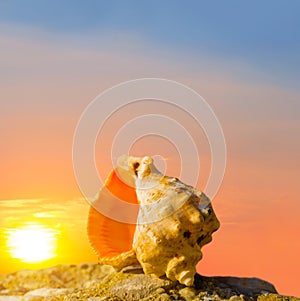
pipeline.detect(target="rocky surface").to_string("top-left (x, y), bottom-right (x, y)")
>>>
top-left (0, 264), bottom-right (298, 301)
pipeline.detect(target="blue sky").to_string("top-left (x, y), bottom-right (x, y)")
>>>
top-left (1, 0), bottom-right (300, 88)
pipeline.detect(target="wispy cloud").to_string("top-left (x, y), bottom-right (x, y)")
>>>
top-left (0, 198), bottom-right (90, 229)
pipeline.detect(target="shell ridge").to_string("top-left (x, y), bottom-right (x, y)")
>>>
top-left (87, 169), bottom-right (138, 268)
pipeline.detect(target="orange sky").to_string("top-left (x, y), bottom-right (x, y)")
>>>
top-left (0, 29), bottom-right (300, 297)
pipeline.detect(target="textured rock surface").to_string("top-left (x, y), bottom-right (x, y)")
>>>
top-left (0, 264), bottom-right (298, 301)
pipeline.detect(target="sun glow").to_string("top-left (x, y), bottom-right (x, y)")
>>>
top-left (6, 224), bottom-right (58, 263)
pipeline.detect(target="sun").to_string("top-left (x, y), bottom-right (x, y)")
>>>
top-left (6, 224), bottom-right (58, 263)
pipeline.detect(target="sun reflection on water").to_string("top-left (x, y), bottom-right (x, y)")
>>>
top-left (6, 223), bottom-right (58, 263)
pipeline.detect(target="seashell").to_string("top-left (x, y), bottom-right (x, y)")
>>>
top-left (87, 155), bottom-right (220, 286)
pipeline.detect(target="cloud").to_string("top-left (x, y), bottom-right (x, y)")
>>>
top-left (0, 198), bottom-right (90, 229)
top-left (0, 198), bottom-right (46, 206)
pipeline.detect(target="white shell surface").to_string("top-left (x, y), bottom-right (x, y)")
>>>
top-left (122, 155), bottom-right (220, 286)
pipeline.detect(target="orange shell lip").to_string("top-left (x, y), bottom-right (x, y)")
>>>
top-left (87, 170), bottom-right (139, 258)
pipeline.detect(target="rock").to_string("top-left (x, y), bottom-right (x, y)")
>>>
top-left (0, 264), bottom-right (298, 301)
top-left (257, 294), bottom-right (300, 301)
top-left (0, 263), bottom-right (114, 294)
top-left (179, 287), bottom-right (197, 300)
top-left (155, 288), bottom-right (166, 294)
top-left (109, 273), bottom-right (175, 300)
top-left (194, 274), bottom-right (278, 298)
top-left (23, 288), bottom-right (72, 300)
top-left (0, 297), bottom-right (23, 301)
top-left (213, 276), bottom-right (277, 296)
top-left (160, 293), bottom-right (171, 300)
top-left (229, 296), bottom-right (244, 301)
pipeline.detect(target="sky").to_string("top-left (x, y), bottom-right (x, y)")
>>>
top-left (0, 0), bottom-right (300, 297)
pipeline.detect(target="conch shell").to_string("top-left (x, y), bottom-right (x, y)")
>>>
top-left (88, 155), bottom-right (220, 286)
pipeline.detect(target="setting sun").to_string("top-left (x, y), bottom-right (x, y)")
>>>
top-left (6, 224), bottom-right (58, 263)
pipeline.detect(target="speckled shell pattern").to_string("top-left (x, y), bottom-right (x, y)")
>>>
top-left (133, 173), bottom-right (219, 286)
top-left (131, 156), bottom-right (220, 286)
